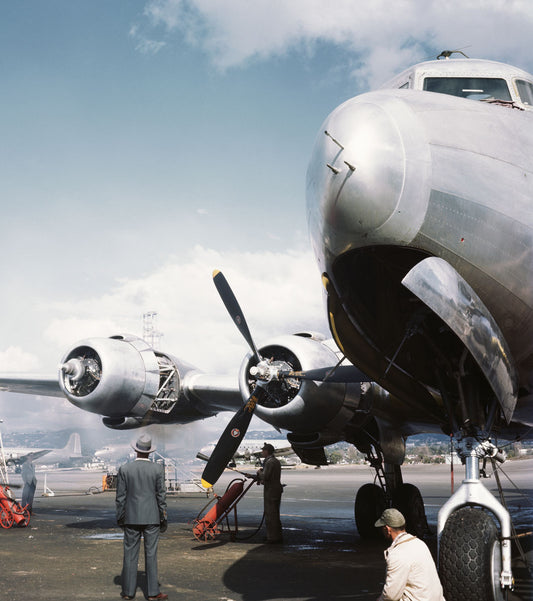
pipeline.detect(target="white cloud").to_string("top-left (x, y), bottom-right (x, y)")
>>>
top-left (129, 22), bottom-right (167, 55)
top-left (36, 245), bottom-right (328, 373)
top-left (0, 347), bottom-right (42, 372)
top-left (140, 0), bottom-right (533, 85)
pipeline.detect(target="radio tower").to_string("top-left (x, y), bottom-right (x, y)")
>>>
top-left (143, 311), bottom-right (163, 349)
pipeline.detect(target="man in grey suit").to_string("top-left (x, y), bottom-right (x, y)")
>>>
top-left (116, 434), bottom-right (168, 600)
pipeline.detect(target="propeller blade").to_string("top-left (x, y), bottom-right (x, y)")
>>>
top-left (213, 270), bottom-right (261, 363)
top-left (201, 384), bottom-right (268, 488)
top-left (282, 364), bottom-right (369, 383)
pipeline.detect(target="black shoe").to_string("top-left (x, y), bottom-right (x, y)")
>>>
top-left (120, 593), bottom-right (134, 600)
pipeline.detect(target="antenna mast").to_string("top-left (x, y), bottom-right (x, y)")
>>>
top-left (143, 311), bottom-right (163, 349)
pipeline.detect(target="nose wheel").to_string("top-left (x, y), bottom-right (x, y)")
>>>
top-left (440, 507), bottom-right (505, 601)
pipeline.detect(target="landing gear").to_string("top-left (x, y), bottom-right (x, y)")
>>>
top-left (354, 444), bottom-right (428, 540)
top-left (355, 479), bottom-right (428, 539)
top-left (354, 483), bottom-right (386, 539)
top-left (440, 507), bottom-right (504, 601)
top-left (392, 483), bottom-right (429, 538)
top-left (438, 438), bottom-right (513, 601)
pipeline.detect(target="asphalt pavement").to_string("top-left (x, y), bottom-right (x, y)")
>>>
top-left (1, 460), bottom-right (531, 601)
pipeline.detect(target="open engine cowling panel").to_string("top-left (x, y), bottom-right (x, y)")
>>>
top-left (59, 334), bottom-right (189, 421)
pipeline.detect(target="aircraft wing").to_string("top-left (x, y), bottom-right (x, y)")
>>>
top-left (0, 374), bottom-right (64, 398)
top-left (23, 449), bottom-right (53, 462)
top-left (3, 448), bottom-right (52, 466)
top-left (236, 445), bottom-right (294, 460)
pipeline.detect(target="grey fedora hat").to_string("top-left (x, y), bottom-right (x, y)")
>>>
top-left (132, 434), bottom-right (156, 454)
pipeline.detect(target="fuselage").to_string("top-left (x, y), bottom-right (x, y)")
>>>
top-left (306, 58), bottom-right (533, 432)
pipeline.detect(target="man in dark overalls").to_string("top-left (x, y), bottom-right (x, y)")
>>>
top-left (256, 443), bottom-right (283, 544)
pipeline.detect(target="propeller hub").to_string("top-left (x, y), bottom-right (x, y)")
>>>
top-left (250, 359), bottom-right (300, 386)
top-left (60, 355), bottom-right (101, 397)
top-left (61, 358), bottom-right (85, 381)
top-left (249, 360), bottom-right (280, 381)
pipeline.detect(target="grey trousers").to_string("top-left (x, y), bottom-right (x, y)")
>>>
top-left (22, 482), bottom-right (36, 511)
top-left (121, 524), bottom-right (160, 597)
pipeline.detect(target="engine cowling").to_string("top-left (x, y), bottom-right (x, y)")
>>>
top-left (59, 334), bottom-right (194, 422)
top-left (238, 333), bottom-right (363, 435)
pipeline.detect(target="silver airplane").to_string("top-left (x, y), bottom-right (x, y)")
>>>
top-left (2, 433), bottom-right (82, 469)
top-left (0, 52), bottom-right (532, 600)
top-left (305, 53), bottom-right (533, 600)
top-left (93, 442), bottom-right (133, 464)
top-left (199, 438), bottom-right (295, 463)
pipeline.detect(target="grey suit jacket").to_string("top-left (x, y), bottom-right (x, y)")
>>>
top-left (116, 459), bottom-right (167, 525)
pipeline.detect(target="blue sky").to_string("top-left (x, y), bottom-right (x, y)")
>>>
top-left (1, 0), bottom-right (532, 435)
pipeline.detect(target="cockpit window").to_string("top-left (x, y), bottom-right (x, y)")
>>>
top-left (516, 80), bottom-right (533, 106)
top-left (423, 77), bottom-right (511, 101)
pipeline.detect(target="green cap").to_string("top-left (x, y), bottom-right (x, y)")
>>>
top-left (374, 508), bottom-right (406, 528)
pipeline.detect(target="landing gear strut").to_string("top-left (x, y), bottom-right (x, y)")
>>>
top-left (438, 437), bottom-right (512, 601)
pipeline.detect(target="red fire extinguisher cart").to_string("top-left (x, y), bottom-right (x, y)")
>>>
top-left (0, 485), bottom-right (31, 529)
top-left (192, 477), bottom-right (256, 541)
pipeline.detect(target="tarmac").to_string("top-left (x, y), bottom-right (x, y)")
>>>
top-left (1, 460), bottom-right (531, 601)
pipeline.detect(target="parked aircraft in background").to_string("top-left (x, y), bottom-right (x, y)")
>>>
top-left (1, 52), bottom-right (532, 601)
top-left (199, 438), bottom-right (294, 464)
top-left (3, 433), bottom-right (82, 469)
top-left (93, 442), bottom-right (133, 464)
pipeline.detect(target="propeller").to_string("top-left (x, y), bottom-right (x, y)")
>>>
top-left (201, 270), bottom-right (370, 488)
top-left (279, 364), bottom-right (368, 383)
top-left (199, 383), bottom-right (269, 488)
top-left (212, 270), bottom-right (261, 363)
top-left (201, 271), bottom-right (268, 488)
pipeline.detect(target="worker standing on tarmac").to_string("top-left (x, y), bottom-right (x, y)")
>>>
top-left (256, 443), bottom-right (283, 544)
top-left (21, 458), bottom-right (37, 513)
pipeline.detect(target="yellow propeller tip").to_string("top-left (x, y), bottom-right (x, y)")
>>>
top-left (212, 269), bottom-right (220, 277)
top-left (201, 479), bottom-right (212, 489)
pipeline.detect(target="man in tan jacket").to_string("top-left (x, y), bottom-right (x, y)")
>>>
top-left (375, 508), bottom-right (445, 601)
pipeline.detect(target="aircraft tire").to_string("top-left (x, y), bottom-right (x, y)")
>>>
top-left (439, 506), bottom-right (504, 601)
top-left (354, 483), bottom-right (386, 539)
top-left (392, 483), bottom-right (429, 538)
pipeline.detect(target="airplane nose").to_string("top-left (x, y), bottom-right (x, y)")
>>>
top-left (306, 91), bottom-right (431, 255)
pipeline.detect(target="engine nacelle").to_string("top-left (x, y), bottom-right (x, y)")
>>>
top-left (59, 334), bottom-right (196, 421)
top-left (238, 333), bottom-right (363, 435)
